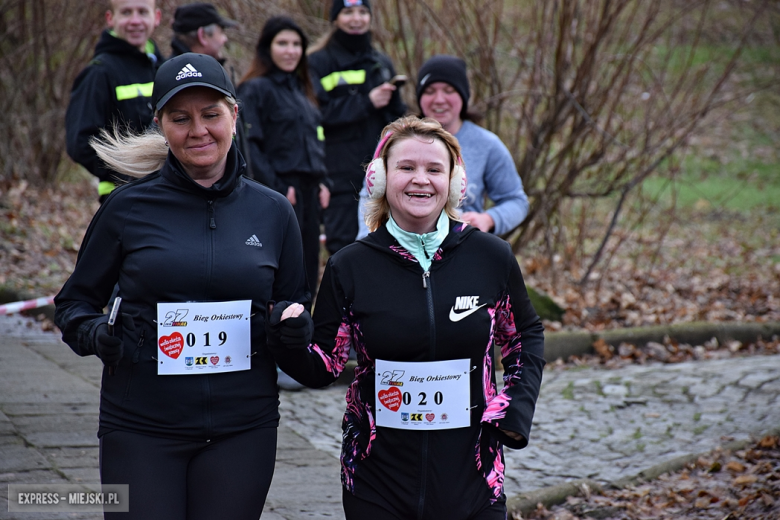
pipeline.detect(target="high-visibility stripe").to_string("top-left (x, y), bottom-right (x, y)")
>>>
top-left (319, 70), bottom-right (366, 92)
top-left (98, 181), bottom-right (116, 196)
top-left (317, 126), bottom-right (325, 141)
top-left (115, 82), bottom-right (154, 101)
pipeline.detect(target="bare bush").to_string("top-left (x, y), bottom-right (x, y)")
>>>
top-left (371, 0), bottom-right (777, 284)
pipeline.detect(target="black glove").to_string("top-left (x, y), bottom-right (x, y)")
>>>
top-left (266, 301), bottom-right (313, 350)
top-left (91, 313), bottom-right (135, 367)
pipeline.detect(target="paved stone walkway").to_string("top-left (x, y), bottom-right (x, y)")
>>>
top-left (1, 314), bottom-right (778, 518)
top-left (279, 354), bottom-right (780, 499)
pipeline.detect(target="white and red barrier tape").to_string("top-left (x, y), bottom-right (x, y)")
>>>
top-left (0, 296), bottom-right (55, 315)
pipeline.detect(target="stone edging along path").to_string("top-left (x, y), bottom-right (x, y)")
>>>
top-left (540, 321), bottom-right (780, 362)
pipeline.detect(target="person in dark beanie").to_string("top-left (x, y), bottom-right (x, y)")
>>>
top-left (170, 2), bottom-right (237, 63)
top-left (357, 54), bottom-right (529, 238)
top-left (65, 0), bottom-right (164, 203)
top-left (308, 0), bottom-right (407, 255)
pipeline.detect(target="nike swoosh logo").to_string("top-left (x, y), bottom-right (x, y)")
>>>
top-left (449, 304), bottom-right (486, 322)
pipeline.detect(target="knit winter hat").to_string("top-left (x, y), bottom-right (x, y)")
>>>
top-left (330, 0), bottom-right (371, 22)
top-left (416, 55), bottom-right (470, 119)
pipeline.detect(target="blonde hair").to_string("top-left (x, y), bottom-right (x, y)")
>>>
top-left (90, 95), bottom-right (237, 179)
top-left (364, 116), bottom-right (464, 232)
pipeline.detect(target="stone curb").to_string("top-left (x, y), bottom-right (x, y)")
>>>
top-left (506, 426), bottom-right (780, 517)
top-left (540, 321), bottom-right (780, 362)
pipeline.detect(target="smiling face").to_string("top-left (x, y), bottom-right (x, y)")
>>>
top-left (419, 82), bottom-right (464, 135)
top-left (106, 0), bottom-right (161, 52)
top-left (155, 87), bottom-right (237, 186)
top-left (334, 6), bottom-right (371, 35)
top-left (385, 136), bottom-right (452, 234)
top-left (270, 29), bottom-right (303, 73)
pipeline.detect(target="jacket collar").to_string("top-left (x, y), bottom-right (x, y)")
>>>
top-left (360, 218), bottom-right (475, 265)
top-left (94, 29), bottom-right (163, 65)
top-left (267, 68), bottom-right (299, 89)
top-left (160, 142), bottom-right (247, 199)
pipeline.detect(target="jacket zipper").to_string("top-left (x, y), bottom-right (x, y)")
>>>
top-left (417, 268), bottom-right (436, 519)
top-left (205, 199), bottom-right (216, 438)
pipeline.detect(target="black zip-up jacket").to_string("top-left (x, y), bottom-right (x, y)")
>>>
top-left (270, 221), bottom-right (545, 519)
top-left (237, 69), bottom-right (327, 194)
top-left (308, 33), bottom-right (407, 195)
top-left (55, 144), bottom-right (310, 441)
top-left (65, 30), bottom-right (164, 184)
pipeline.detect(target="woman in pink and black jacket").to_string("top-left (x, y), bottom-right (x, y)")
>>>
top-left (267, 116), bottom-right (545, 520)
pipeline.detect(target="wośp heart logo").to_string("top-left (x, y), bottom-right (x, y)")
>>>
top-left (159, 332), bottom-right (184, 359)
top-left (378, 387), bottom-right (401, 412)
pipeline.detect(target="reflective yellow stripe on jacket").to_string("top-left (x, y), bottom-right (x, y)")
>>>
top-left (317, 126), bottom-right (325, 141)
top-left (319, 70), bottom-right (366, 92)
top-left (98, 181), bottom-right (116, 196)
top-left (115, 82), bottom-right (154, 101)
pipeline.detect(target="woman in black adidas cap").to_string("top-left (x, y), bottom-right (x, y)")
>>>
top-left (55, 53), bottom-right (311, 520)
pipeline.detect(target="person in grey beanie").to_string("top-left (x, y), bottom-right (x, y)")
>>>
top-left (357, 54), bottom-right (529, 238)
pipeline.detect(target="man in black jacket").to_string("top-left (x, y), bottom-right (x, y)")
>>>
top-left (170, 3), bottom-right (237, 63)
top-left (65, 0), bottom-right (164, 203)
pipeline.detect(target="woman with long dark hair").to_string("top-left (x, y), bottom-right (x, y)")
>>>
top-left (238, 16), bottom-right (329, 297)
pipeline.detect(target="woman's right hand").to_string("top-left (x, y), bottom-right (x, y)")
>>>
top-left (286, 186), bottom-right (297, 206)
top-left (369, 83), bottom-right (396, 109)
top-left (266, 301), bottom-right (313, 350)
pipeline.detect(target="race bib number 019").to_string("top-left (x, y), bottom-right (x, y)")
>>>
top-left (375, 359), bottom-right (470, 430)
top-left (156, 300), bottom-right (251, 375)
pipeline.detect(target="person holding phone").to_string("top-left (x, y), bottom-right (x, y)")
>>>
top-left (308, 0), bottom-right (407, 255)
top-left (266, 116), bottom-right (545, 519)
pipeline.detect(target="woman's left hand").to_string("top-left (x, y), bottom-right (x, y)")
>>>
top-left (286, 186), bottom-right (297, 206)
top-left (499, 429), bottom-right (526, 443)
top-left (461, 211), bottom-right (495, 233)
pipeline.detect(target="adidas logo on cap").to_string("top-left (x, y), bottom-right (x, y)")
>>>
top-left (176, 64), bottom-right (203, 81)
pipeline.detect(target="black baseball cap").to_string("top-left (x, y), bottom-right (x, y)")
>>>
top-left (152, 53), bottom-right (236, 112)
top-left (172, 3), bottom-right (238, 33)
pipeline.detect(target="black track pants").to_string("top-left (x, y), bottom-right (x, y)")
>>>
top-left (100, 427), bottom-right (277, 520)
top-left (342, 487), bottom-right (507, 520)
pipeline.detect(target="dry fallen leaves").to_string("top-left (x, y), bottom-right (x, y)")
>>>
top-left (519, 436), bottom-right (780, 520)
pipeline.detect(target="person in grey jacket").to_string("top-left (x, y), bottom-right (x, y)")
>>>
top-left (358, 54), bottom-right (528, 238)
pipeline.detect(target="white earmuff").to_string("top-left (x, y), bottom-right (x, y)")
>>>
top-left (449, 159), bottom-right (467, 208)
top-left (365, 131), bottom-right (394, 200)
top-left (365, 157), bottom-right (387, 200)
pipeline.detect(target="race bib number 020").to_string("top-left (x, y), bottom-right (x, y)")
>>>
top-left (375, 359), bottom-right (470, 430)
top-left (156, 300), bottom-right (251, 375)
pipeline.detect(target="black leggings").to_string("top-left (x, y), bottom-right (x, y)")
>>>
top-left (342, 488), bottom-right (507, 520)
top-left (100, 427), bottom-right (277, 520)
